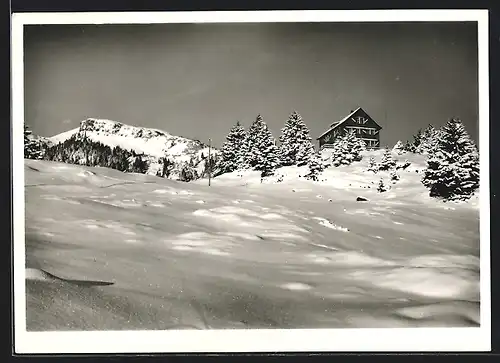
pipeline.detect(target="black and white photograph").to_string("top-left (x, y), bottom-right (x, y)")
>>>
top-left (13, 10), bottom-right (490, 353)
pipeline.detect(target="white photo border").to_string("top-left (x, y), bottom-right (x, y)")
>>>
top-left (12, 9), bottom-right (491, 354)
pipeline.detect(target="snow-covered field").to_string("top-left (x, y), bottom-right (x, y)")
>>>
top-left (24, 150), bottom-right (480, 330)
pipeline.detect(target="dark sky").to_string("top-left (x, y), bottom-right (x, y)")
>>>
top-left (24, 22), bottom-right (479, 148)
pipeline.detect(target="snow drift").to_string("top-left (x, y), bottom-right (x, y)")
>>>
top-left (24, 154), bottom-right (480, 330)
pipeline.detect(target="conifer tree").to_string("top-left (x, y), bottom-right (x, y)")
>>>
top-left (257, 133), bottom-right (281, 177)
top-left (161, 157), bottom-right (174, 178)
top-left (131, 154), bottom-right (149, 174)
top-left (412, 128), bottom-right (424, 151)
top-left (218, 121), bottom-right (247, 174)
top-left (403, 139), bottom-right (414, 153)
top-left (278, 111), bottom-right (315, 166)
top-left (330, 129), bottom-right (366, 167)
top-left (296, 140), bottom-right (316, 167)
top-left (237, 131), bottom-right (250, 170)
top-left (204, 154), bottom-right (217, 178)
top-left (379, 147), bottom-right (396, 171)
top-left (421, 118), bottom-right (479, 201)
top-left (403, 128), bottom-right (423, 153)
top-left (367, 155), bottom-right (378, 173)
top-left (331, 137), bottom-right (349, 167)
top-left (179, 161), bottom-right (197, 182)
top-left (243, 114), bottom-right (280, 176)
top-left (392, 140), bottom-right (405, 155)
top-left (24, 124), bottom-right (43, 159)
top-left (351, 132), bottom-right (367, 161)
top-left (416, 124), bottom-right (442, 155)
top-left (390, 169), bottom-right (400, 182)
top-left (377, 178), bottom-right (389, 193)
top-left (242, 117), bottom-right (261, 169)
top-left (304, 152), bottom-right (325, 181)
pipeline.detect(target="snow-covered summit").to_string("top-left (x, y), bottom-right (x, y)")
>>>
top-left (49, 118), bottom-right (213, 159)
top-left (48, 118), bottom-right (219, 177)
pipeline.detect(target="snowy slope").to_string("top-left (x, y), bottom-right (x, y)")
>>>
top-left (48, 118), bottom-right (218, 177)
top-left (24, 152), bottom-right (480, 331)
top-left (210, 149), bottom-right (480, 206)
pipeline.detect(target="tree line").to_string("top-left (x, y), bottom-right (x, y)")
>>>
top-left (23, 123), bottom-right (217, 181)
top-left (215, 112), bottom-right (479, 201)
top-left (216, 111), bottom-right (376, 179)
top-left (217, 111), bottom-right (320, 179)
top-left (24, 113), bottom-right (479, 202)
top-left (26, 130), bottom-right (150, 174)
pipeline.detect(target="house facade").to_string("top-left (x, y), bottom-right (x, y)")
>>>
top-left (317, 107), bottom-right (382, 150)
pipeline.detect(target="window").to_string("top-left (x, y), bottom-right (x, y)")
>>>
top-left (354, 116), bottom-right (367, 124)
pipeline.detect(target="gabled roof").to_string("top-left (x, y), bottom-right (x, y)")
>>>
top-left (317, 107), bottom-right (382, 140)
top-left (317, 126), bottom-right (336, 140)
top-left (317, 107), bottom-right (361, 140)
top-left (330, 107), bottom-right (362, 128)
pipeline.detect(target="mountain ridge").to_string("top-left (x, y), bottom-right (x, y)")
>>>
top-left (45, 118), bottom-right (219, 180)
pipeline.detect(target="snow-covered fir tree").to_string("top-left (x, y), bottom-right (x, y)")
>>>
top-left (377, 178), bottom-right (389, 193)
top-left (403, 128), bottom-right (423, 153)
top-left (320, 152), bottom-right (332, 169)
top-left (421, 117), bottom-right (479, 201)
top-left (295, 140), bottom-right (316, 167)
top-left (24, 124), bottom-right (43, 160)
top-left (179, 160), bottom-right (198, 182)
top-left (236, 131), bottom-right (250, 170)
top-left (378, 147), bottom-right (397, 171)
top-left (278, 111), bottom-right (315, 166)
top-left (217, 121), bottom-right (247, 175)
top-left (258, 138), bottom-right (281, 177)
top-left (330, 129), bottom-right (366, 167)
top-left (413, 128), bottom-right (424, 150)
top-left (390, 170), bottom-right (400, 182)
top-left (392, 140), bottom-right (405, 155)
top-left (415, 124), bottom-right (442, 155)
top-left (241, 117), bottom-right (261, 169)
top-left (131, 154), bottom-right (149, 173)
top-left (243, 114), bottom-right (280, 176)
top-left (403, 139), bottom-right (413, 153)
top-left (304, 152), bottom-right (325, 181)
top-left (202, 154), bottom-right (218, 178)
top-left (160, 157), bottom-right (174, 178)
top-left (367, 155), bottom-right (378, 173)
top-left (351, 132), bottom-right (367, 160)
top-left (328, 139), bottom-right (344, 167)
